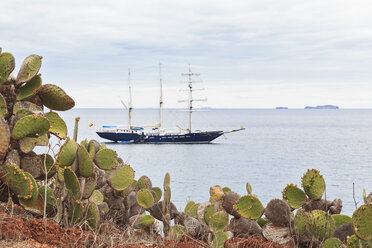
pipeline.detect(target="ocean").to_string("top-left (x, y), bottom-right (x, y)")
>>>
top-left (58, 108), bottom-right (372, 215)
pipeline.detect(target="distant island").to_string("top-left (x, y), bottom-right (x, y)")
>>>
top-left (276, 107), bottom-right (288, 109)
top-left (304, 105), bottom-right (339, 109)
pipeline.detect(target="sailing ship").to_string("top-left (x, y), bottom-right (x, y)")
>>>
top-left (96, 65), bottom-right (244, 143)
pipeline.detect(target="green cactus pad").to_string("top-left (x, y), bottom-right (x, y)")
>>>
top-left (352, 204), bottom-right (372, 241)
top-left (210, 211), bottom-right (229, 232)
top-left (108, 164), bottom-right (135, 191)
top-left (19, 134), bottom-right (48, 153)
top-left (86, 202), bottom-right (100, 230)
top-left (322, 237), bottom-right (344, 248)
top-left (140, 215), bottom-right (155, 227)
top-left (294, 209), bottom-right (309, 236)
top-left (19, 172), bottom-right (39, 204)
top-left (185, 201), bottom-right (196, 215)
top-left (44, 111), bottom-right (67, 139)
top-left (309, 210), bottom-right (336, 241)
top-left (0, 116), bottom-right (10, 161)
top-left (39, 153), bottom-right (56, 178)
top-left (69, 200), bottom-right (84, 224)
top-left (164, 184), bottom-right (171, 205)
top-left (89, 190), bottom-right (104, 205)
top-left (94, 148), bottom-right (118, 170)
top-left (0, 52), bottom-right (15, 85)
top-left (39, 186), bottom-right (57, 213)
top-left (16, 75), bottom-right (42, 100)
top-left (210, 185), bottom-right (224, 201)
top-left (222, 187), bottom-right (231, 194)
top-left (0, 94), bottom-right (7, 118)
top-left (77, 145), bottom-right (93, 177)
top-left (88, 140), bottom-right (99, 158)
top-left (234, 195), bottom-right (264, 220)
top-left (11, 114), bottom-right (50, 139)
top-left (137, 189), bottom-right (155, 209)
top-left (82, 173), bottom-right (97, 199)
top-left (169, 225), bottom-right (186, 240)
top-left (282, 183), bottom-right (307, 209)
top-left (80, 138), bottom-right (89, 150)
top-left (64, 167), bottom-right (80, 199)
top-left (13, 101), bottom-right (42, 116)
top-left (152, 187), bottom-right (162, 202)
top-left (347, 234), bottom-right (369, 248)
top-left (0, 163), bottom-right (33, 200)
top-left (211, 231), bottom-right (228, 248)
top-left (301, 169), bottom-right (326, 200)
top-left (56, 138), bottom-right (78, 168)
top-left (38, 84), bottom-right (75, 111)
top-left (332, 214), bottom-right (352, 228)
top-left (189, 203), bottom-right (200, 219)
top-left (137, 175), bottom-right (152, 190)
top-left (204, 204), bottom-right (216, 225)
top-left (16, 54), bottom-right (42, 84)
top-left (164, 172), bottom-right (170, 187)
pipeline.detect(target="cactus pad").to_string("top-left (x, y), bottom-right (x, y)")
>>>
top-left (164, 172), bottom-right (170, 187)
top-left (210, 185), bottom-right (224, 201)
top-left (39, 185), bottom-right (57, 213)
top-left (44, 111), bottom-right (67, 139)
top-left (19, 134), bottom-right (49, 153)
top-left (137, 189), bottom-right (155, 209)
top-left (16, 54), bottom-right (42, 84)
top-left (140, 215), bottom-right (155, 227)
top-left (82, 173), bottom-right (97, 199)
top-left (137, 175), bottom-right (152, 190)
top-left (39, 153), bottom-right (56, 178)
top-left (64, 167), bottom-right (80, 199)
top-left (169, 225), bottom-right (186, 240)
top-left (38, 84), bottom-right (75, 111)
top-left (56, 138), bottom-right (78, 168)
top-left (94, 148), bottom-right (118, 170)
top-left (222, 186), bottom-right (231, 194)
top-left (0, 94), bottom-right (7, 118)
top-left (211, 231), bottom-right (228, 248)
top-left (19, 172), bottom-right (39, 204)
top-left (332, 214), bottom-right (352, 228)
top-left (185, 201), bottom-right (196, 215)
top-left (108, 164), bottom-right (135, 191)
top-left (11, 114), bottom-right (50, 139)
top-left (89, 190), bottom-right (104, 205)
top-left (86, 202), bottom-right (100, 230)
top-left (20, 194), bottom-right (44, 216)
top-left (204, 204), bottom-right (216, 225)
top-left (347, 234), bottom-right (369, 248)
top-left (16, 75), bottom-right (42, 100)
top-left (69, 200), bottom-right (84, 224)
top-left (0, 163), bottom-right (33, 200)
top-left (352, 204), bottom-right (372, 241)
top-left (0, 52), bottom-right (15, 85)
top-left (234, 195), bottom-right (264, 220)
top-left (152, 187), bottom-right (162, 202)
top-left (210, 211), bottom-right (229, 232)
top-left (257, 217), bottom-right (270, 227)
top-left (13, 101), bottom-right (42, 115)
top-left (294, 209), bottom-right (309, 236)
top-left (309, 210), bottom-right (336, 240)
top-left (322, 237), bottom-right (344, 248)
top-left (77, 145), bottom-right (93, 177)
top-left (301, 169), bottom-right (326, 200)
top-left (282, 184), bottom-right (307, 209)
top-left (0, 116), bottom-right (10, 162)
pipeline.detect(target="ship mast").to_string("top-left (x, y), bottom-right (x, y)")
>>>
top-left (159, 62), bottom-right (163, 129)
top-left (128, 69), bottom-right (133, 128)
top-left (180, 65), bottom-right (206, 133)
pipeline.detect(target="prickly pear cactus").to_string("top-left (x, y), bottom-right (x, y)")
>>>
top-left (0, 116), bottom-right (10, 161)
top-left (140, 214), bottom-right (155, 227)
top-left (137, 189), bottom-right (155, 209)
top-left (89, 190), bottom-right (104, 205)
top-left (209, 211), bottom-right (229, 232)
top-left (234, 195), bottom-right (264, 220)
top-left (44, 111), bottom-right (67, 139)
top-left (56, 138), bottom-right (78, 168)
top-left (16, 54), bottom-right (42, 84)
top-left (169, 225), bottom-right (186, 240)
top-left (151, 187), bottom-right (162, 202)
top-left (11, 114), bottom-right (50, 139)
top-left (108, 164), bottom-right (135, 191)
top-left (309, 210), bottom-right (335, 241)
top-left (211, 231), bottom-right (229, 248)
top-left (16, 74), bottom-right (42, 100)
top-left (94, 148), bottom-right (118, 170)
top-left (352, 204), bottom-right (372, 241)
top-left (77, 145), bottom-right (93, 177)
top-left (86, 202), bottom-right (100, 230)
top-left (282, 183), bottom-right (307, 209)
top-left (0, 52), bottom-right (15, 85)
top-left (69, 200), bottom-right (84, 224)
top-left (301, 169), bottom-right (326, 200)
top-left (0, 163), bottom-right (34, 200)
top-left (137, 175), bottom-right (152, 190)
top-left (322, 237), bottom-right (344, 248)
top-left (210, 185), bottom-right (224, 201)
top-left (294, 209), bottom-right (309, 236)
top-left (19, 171), bottom-right (39, 205)
top-left (0, 94), bottom-right (8, 117)
top-left (347, 234), bottom-right (370, 248)
top-left (38, 84), bottom-right (75, 111)
top-left (332, 214), bottom-right (351, 228)
top-left (64, 167), bottom-right (80, 199)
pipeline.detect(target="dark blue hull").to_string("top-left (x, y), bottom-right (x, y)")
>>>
top-left (96, 131), bottom-right (223, 143)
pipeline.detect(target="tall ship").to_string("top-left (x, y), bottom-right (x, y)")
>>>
top-left (96, 65), bottom-right (244, 143)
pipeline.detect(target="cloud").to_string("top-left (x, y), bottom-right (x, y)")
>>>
top-left (1, 0), bottom-right (372, 107)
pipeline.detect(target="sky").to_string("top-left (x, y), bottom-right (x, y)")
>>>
top-left (2, 0), bottom-right (372, 108)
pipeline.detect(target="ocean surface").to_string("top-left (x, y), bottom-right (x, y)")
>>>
top-left (58, 108), bottom-right (372, 215)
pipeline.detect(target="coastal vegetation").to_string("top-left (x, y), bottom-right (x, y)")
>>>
top-left (0, 49), bottom-right (371, 247)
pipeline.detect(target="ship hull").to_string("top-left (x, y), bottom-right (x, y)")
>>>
top-left (96, 131), bottom-right (223, 143)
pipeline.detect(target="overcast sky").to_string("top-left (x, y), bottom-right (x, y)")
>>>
top-left (2, 0), bottom-right (372, 108)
